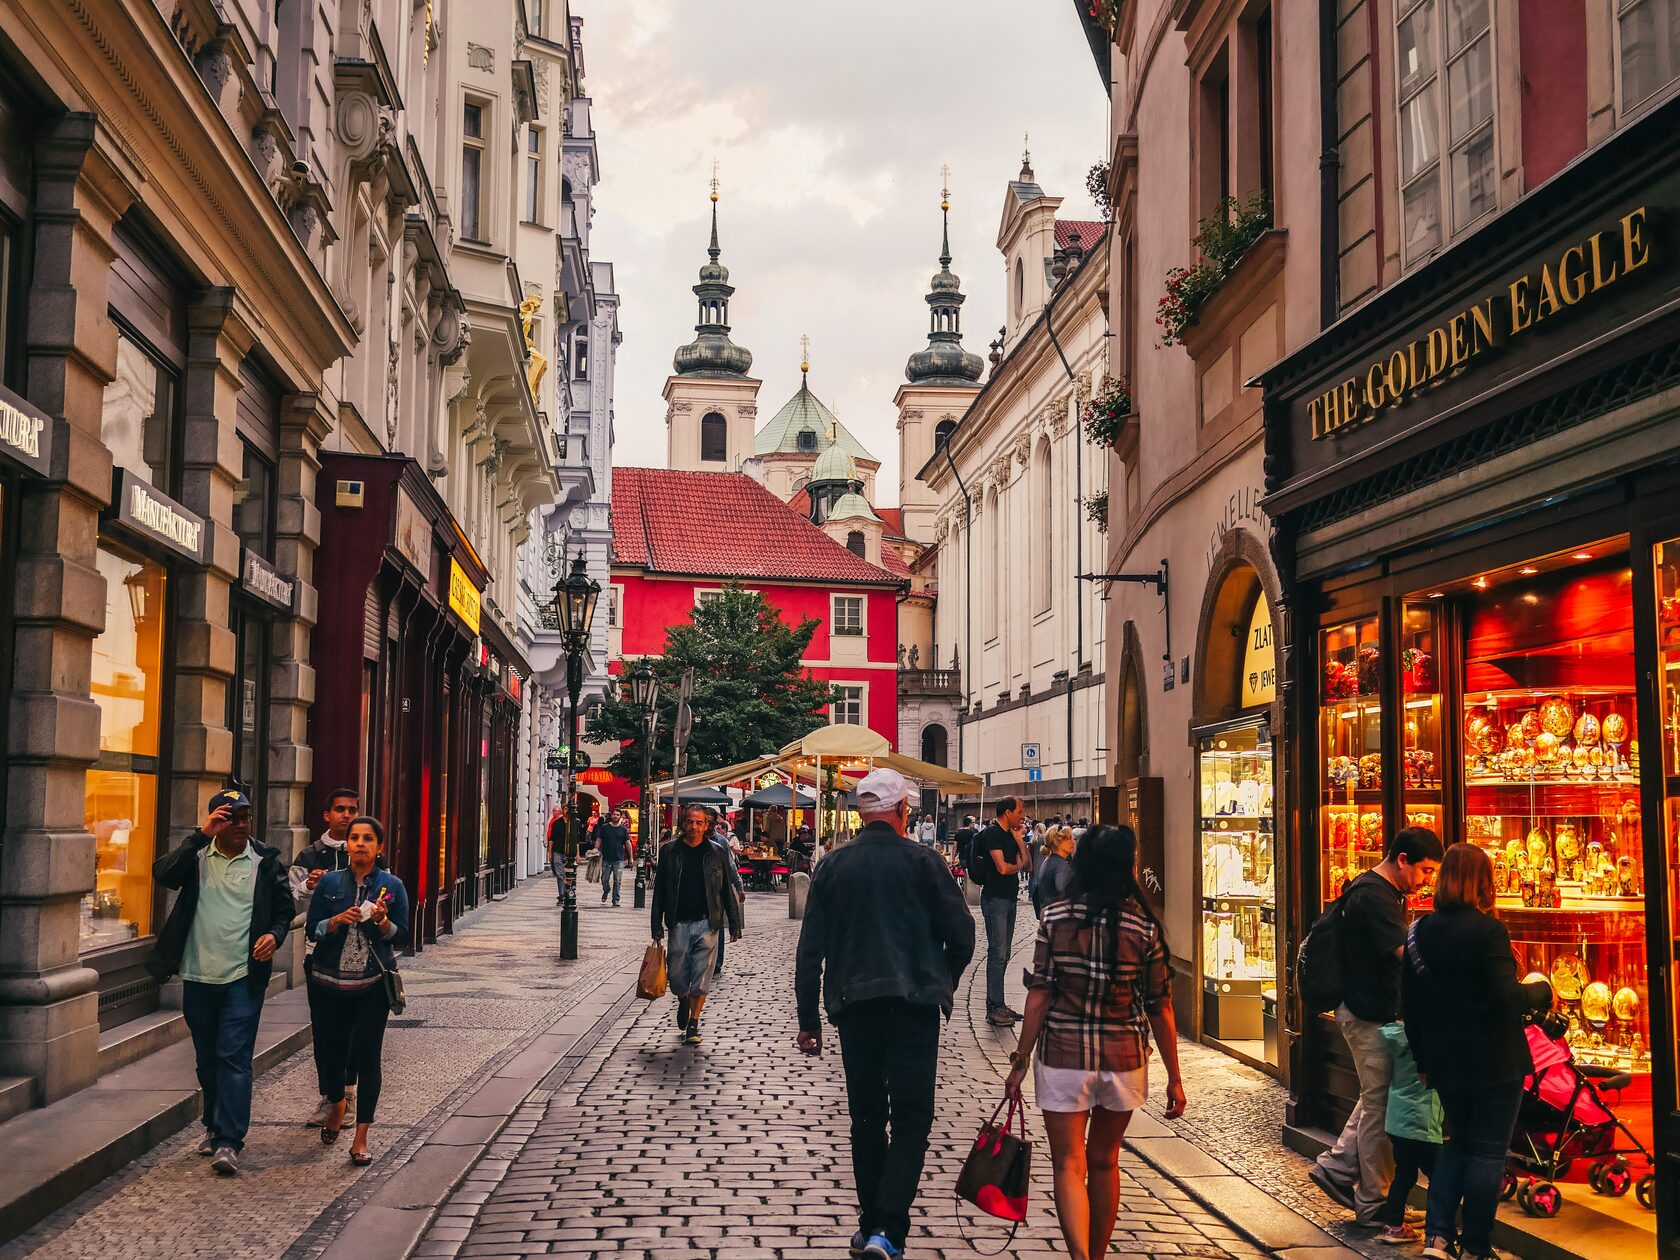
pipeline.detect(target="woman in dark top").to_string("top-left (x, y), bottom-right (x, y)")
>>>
top-left (307, 816), bottom-right (409, 1164)
top-left (1404, 843), bottom-right (1549, 1260)
top-left (1031, 824), bottom-right (1076, 917)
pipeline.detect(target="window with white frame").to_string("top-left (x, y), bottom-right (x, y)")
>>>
top-left (833, 594), bottom-right (864, 636)
top-left (462, 100), bottom-right (487, 242)
top-left (1617, 0), bottom-right (1680, 116)
top-left (695, 589), bottom-right (725, 608)
top-left (574, 327), bottom-right (589, 380)
top-left (608, 584), bottom-right (620, 627)
top-left (525, 126), bottom-right (543, 224)
top-left (1395, 0), bottom-right (1496, 268)
top-left (529, 0), bottom-right (543, 36)
top-left (832, 684), bottom-right (864, 726)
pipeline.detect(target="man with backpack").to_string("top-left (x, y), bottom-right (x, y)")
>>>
top-left (1303, 825), bottom-right (1444, 1226)
top-left (973, 796), bottom-right (1027, 1026)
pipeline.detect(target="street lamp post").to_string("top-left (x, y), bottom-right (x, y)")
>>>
top-left (628, 658), bottom-right (659, 910)
top-left (551, 550), bottom-right (600, 961)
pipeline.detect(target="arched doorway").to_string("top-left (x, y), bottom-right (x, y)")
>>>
top-left (920, 723), bottom-right (948, 767)
top-left (1191, 530), bottom-right (1282, 1072)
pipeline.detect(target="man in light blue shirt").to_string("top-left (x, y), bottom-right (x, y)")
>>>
top-left (150, 789), bottom-right (294, 1176)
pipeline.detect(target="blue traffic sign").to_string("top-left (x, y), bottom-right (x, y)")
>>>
top-left (1027, 767), bottom-right (1043, 782)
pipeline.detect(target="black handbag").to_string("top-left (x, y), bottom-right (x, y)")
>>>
top-left (370, 947), bottom-right (406, 1015)
top-left (955, 1095), bottom-right (1032, 1252)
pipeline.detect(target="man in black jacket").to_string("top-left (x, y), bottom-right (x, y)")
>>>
top-left (1311, 825), bottom-right (1443, 1225)
top-left (796, 769), bottom-right (975, 1260)
top-left (149, 789), bottom-right (294, 1176)
top-left (652, 805), bottom-right (744, 1045)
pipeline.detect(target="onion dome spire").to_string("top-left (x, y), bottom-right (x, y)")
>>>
top-left (905, 167), bottom-right (983, 386)
top-left (674, 164), bottom-right (753, 378)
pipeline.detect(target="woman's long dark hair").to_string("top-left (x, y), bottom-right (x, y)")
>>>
top-left (1067, 824), bottom-right (1167, 952)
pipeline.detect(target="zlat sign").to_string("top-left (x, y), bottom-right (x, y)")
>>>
top-left (1240, 597), bottom-right (1276, 708)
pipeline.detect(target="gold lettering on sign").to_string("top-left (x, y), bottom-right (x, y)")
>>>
top-left (1311, 207), bottom-right (1653, 441)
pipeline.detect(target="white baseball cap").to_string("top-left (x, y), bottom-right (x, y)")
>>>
top-left (854, 768), bottom-right (909, 812)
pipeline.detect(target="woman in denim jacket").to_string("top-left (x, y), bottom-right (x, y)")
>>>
top-left (306, 816), bottom-right (409, 1164)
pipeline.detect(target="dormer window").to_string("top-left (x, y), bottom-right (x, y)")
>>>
top-left (797, 429), bottom-right (817, 452)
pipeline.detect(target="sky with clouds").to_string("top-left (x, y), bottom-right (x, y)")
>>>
top-left (575, 1), bottom-right (1109, 499)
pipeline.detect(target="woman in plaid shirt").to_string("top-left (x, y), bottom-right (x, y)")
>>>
top-left (1004, 825), bottom-right (1186, 1260)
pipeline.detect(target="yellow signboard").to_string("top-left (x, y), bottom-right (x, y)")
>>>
top-left (448, 557), bottom-right (481, 634)
top-left (1240, 596), bottom-right (1276, 708)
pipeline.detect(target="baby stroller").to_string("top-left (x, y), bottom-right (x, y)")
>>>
top-left (1502, 1019), bottom-right (1655, 1217)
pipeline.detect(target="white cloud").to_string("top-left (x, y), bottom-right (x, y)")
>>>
top-left (577, 0), bottom-right (1108, 499)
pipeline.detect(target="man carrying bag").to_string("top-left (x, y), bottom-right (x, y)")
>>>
top-left (795, 769), bottom-right (975, 1260)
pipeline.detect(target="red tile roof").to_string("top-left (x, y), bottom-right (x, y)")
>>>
top-left (875, 507), bottom-right (905, 536)
top-left (879, 543), bottom-right (912, 578)
top-left (612, 467), bottom-right (901, 585)
top-left (1055, 220), bottom-right (1107, 253)
top-left (787, 487), bottom-right (812, 517)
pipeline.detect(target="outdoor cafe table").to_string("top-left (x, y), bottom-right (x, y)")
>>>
top-left (742, 848), bottom-right (779, 891)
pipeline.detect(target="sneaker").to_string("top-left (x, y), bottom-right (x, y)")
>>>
top-left (1421, 1236), bottom-right (1458, 1260)
top-left (1309, 1164), bottom-right (1357, 1211)
top-left (677, 997), bottom-right (690, 1029)
top-left (306, 1097), bottom-right (334, 1128)
top-left (1378, 1224), bottom-right (1419, 1246)
top-left (986, 1008), bottom-right (1014, 1026)
top-left (1001, 1006), bottom-right (1024, 1022)
top-left (684, 1020), bottom-right (702, 1046)
top-left (862, 1235), bottom-right (902, 1260)
top-left (210, 1146), bottom-right (239, 1176)
top-left (196, 1134), bottom-right (215, 1156)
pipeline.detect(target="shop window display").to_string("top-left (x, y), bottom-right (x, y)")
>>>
top-left (1197, 723), bottom-right (1276, 1057)
top-left (1653, 536), bottom-right (1680, 1106)
top-left (1320, 616), bottom-right (1389, 901)
top-left (83, 547), bottom-right (167, 951)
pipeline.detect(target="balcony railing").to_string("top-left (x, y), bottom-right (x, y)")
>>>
top-left (899, 667), bottom-right (960, 697)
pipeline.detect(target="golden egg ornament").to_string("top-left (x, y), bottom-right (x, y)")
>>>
top-left (1574, 713), bottom-right (1600, 747)
top-left (1613, 987), bottom-right (1641, 1022)
top-left (1582, 981), bottom-right (1613, 1026)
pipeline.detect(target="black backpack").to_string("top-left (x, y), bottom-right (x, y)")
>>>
top-left (964, 827), bottom-right (989, 889)
top-left (1297, 890), bottom-right (1349, 1015)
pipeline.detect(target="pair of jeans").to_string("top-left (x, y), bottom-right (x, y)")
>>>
top-left (314, 983), bottom-right (392, 1125)
top-left (668, 919), bottom-right (719, 998)
top-left (1377, 1135), bottom-right (1441, 1226)
top-left (550, 852), bottom-right (565, 900)
top-left (836, 999), bottom-right (941, 1249)
top-left (182, 978), bottom-right (266, 1151)
top-left (981, 893), bottom-right (1017, 1012)
top-left (599, 859), bottom-right (624, 904)
top-left (1317, 1006), bottom-right (1395, 1222)
top-left (1427, 1082), bottom-right (1523, 1255)
top-left (304, 956), bottom-right (356, 1095)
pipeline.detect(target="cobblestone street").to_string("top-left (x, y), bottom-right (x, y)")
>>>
top-left (423, 903), bottom-right (1268, 1260)
top-left (1, 879), bottom-right (653, 1260)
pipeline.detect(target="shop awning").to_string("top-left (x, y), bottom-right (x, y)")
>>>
top-left (739, 783), bottom-right (816, 809)
top-left (646, 725), bottom-right (980, 797)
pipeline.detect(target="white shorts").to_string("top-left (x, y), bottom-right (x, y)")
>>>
top-left (1033, 1061), bottom-right (1149, 1113)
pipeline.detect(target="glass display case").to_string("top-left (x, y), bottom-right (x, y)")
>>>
top-left (1447, 549), bottom-right (1651, 1079)
top-left (1320, 617), bottom-right (1385, 903)
top-left (1197, 721), bottom-right (1275, 1053)
top-left (1654, 536), bottom-right (1680, 1101)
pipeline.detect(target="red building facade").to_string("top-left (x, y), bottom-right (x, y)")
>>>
top-left (603, 467), bottom-right (902, 805)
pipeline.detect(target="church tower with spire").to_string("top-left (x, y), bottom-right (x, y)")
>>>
top-left (895, 170), bottom-right (983, 544)
top-left (664, 171), bottom-right (761, 472)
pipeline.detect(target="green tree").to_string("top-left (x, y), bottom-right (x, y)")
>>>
top-left (587, 582), bottom-right (836, 781)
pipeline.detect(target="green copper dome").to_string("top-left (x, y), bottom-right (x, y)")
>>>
top-left (674, 197), bottom-right (754, 378)
top-left (811, 438), bottom-right (853, 484)
top-left (906, 195), bottom-right (983, 386)
top-left (828, 491), bottom-right (878, 522)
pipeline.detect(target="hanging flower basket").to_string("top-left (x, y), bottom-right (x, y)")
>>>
top-left (1084, 490), bottom-right (1110, 534)
top-left (1087, 0), bottom-right (1121, 32)
top-left (1157, 192), bottom-right (1271, 347)
top-left (1082, 375), bottom-right (1133, 449)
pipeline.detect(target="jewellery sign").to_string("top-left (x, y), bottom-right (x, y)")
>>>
top-left (0, 384), bottom-right (52, 477)
top-left (109, 470), bottom-right (207, 564)
top-left (241, 548), bottom-right (295, 613)
top-left (447, 556), bottom-right (481, 634)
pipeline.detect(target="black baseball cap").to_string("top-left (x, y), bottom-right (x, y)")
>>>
top-left (210, 789), bottom-right (252, 813)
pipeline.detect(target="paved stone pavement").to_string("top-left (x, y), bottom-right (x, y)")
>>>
top-left (427, 902), bottom-right (1270, 1260)
top-left (0, 878), bottom-right (653, 1260)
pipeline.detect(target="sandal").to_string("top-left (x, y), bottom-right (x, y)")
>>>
top-left (350, 1149), bottom-right (373, 1166)
top-left (320, 1100), bottom-right (347, 1145)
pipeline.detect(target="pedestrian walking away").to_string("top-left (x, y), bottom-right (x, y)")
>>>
top-left (547, 807), bottom-right (568, 904)
top-left (652, 804), bottom-right (743, 1045)
top-left (1309, 825), bottom-right (1444, 1225)
top-left (292, 786), bottom-right (360, 1127)
top-left (1373, 1019), bottom-right (1442, 1247)
top-left (974, 796), bottom-right (1027, 1025)
top-left (1032, 823), bottom-right (1076, 918)
top-left (594, 808), bottom-right (633, 907)
top-left (147, 789), bottom-right (294, 1176)
top-left (306, 815), bottom-right (410, 1166)
top-left (1404, 843), bottom-right (1551, 1260)
top-left (795, 768), bottom-right (975, 1260)
top-left (1004, 824), bottom-right (1185, 1260)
